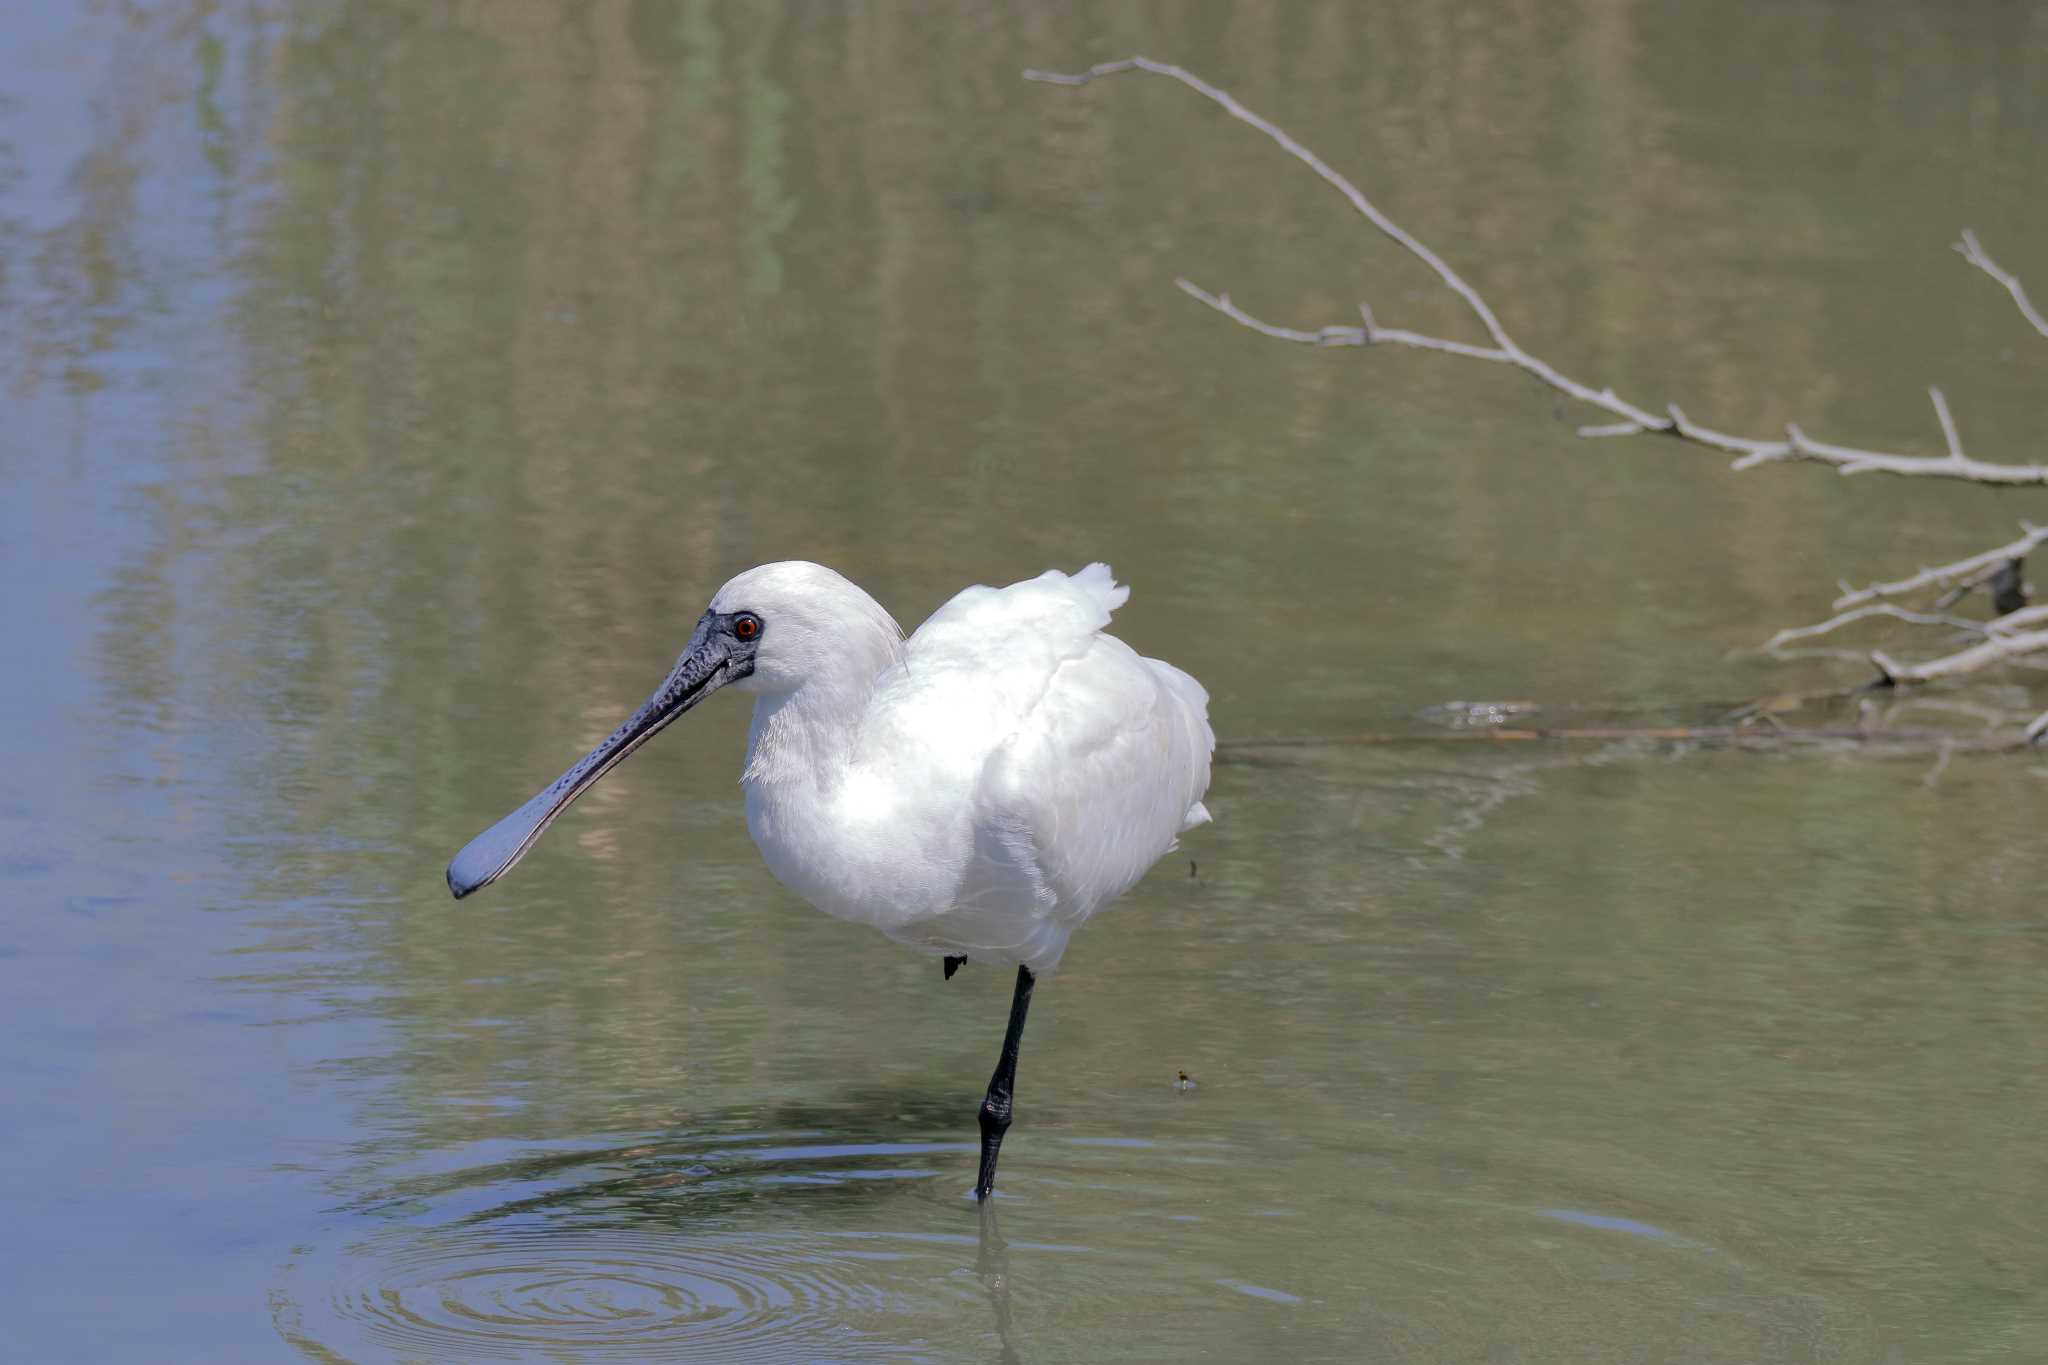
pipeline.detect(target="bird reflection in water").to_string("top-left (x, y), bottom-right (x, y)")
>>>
top-left (977, 1198), bottom-right (1024, 1365)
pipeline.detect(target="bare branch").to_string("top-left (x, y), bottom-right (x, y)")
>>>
top-left (1756, 603), bottom-right (1988, 654)
top-left (1029, 59), bottom-right (2048, 487)
top-left (1871, 627), bottom-right (2048, 685)
top-left (1170, 281), bottom-right (1372, 348)
top-left (1832, 525), bottom-right (2048, 609)
top-left (1173, 280), bottom-right (1666, 417)
top-left (1956, 229), bottom-right (2048, 340)
top-left (1988, 603), bottom-right (2048, 635)
top-left (1772, 421), bottom-right (2046, 483)
top-left (1025, 58), bottom-right (1517, 351)
top-left (1934, 557), bottom-right (2014, 608)
top-left (1033, 57), bottom-right (2048, 733)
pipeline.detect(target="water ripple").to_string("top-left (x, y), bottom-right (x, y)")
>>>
top-left (280, 1223), bottom-right (937, 1362)
top-left (273, 1114), bottom-right (1213, 1360)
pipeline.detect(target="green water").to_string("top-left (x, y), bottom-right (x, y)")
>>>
top-left (6, 3), bottom-right (2048, 1360)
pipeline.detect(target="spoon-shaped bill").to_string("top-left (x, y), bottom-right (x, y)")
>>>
top-left (446, 619), bottom-right (735, 899)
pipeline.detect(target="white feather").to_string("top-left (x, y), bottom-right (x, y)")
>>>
top-left (718, 561), bottom-right (1213, 972)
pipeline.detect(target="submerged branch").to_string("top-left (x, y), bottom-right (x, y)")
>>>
top-left (1218, 722), bottom-right (2032, 755)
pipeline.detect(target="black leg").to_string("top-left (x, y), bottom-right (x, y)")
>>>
top-left (944, 954), bottom-right (967, 981)
top-left (974, 964), bottom-right (1037, 1199)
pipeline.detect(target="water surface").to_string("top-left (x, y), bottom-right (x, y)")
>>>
top-left (6, 3), bottom-right (2048, 1361)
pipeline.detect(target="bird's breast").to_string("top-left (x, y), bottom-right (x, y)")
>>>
top-left (742, 773), bottom-right (971, 931)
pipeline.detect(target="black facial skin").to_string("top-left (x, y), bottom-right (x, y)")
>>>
top-left (444, 608), bottom-right (762, 899)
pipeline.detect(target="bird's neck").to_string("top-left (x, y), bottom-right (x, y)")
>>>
top-left (739, 641), bottom-right (901, 795)
top-left (743, 683), bottom-right (858, 790)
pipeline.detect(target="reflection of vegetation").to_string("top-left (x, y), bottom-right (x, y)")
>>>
top-left (0, 5), bottom-right (237, 394)
top-left (741, 10), bottom-right (798, 295)
top-left (17, 109), bottom-right (142, 394)
top-left (194, 27), bottom-right (231, 180)
top-left (0, 96), bottom-right (20, 316)
top-left (680, 0), bottom-right (722, 109)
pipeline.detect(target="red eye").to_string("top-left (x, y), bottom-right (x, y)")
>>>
top-left (734, 615), bottom-right (759, 641)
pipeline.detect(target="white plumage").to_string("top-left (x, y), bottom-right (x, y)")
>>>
top-left (444, 559), bottom-right (1215, 1196)
top-left (723, 561), bottom-right (1213, 972)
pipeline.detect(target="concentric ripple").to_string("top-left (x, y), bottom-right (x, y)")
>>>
top-left (272, 1123), bottom-right (1176, 1360)
top-left (277, 1224), bottom-right (946, 1362)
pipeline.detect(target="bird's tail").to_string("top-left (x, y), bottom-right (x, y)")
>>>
top-left (1068, 562), bottom-right (1131, 616)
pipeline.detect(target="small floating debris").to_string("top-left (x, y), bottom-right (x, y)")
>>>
top-left (1174, 1069), bottom-right (1197, 1092)
top-left (1419, 699), bottom-right (1541, 729)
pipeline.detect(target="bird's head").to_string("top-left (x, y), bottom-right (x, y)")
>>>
top-left (710, 560), bottom-right (903, 697)
top-left (443, 560), bottom-right (900, 900)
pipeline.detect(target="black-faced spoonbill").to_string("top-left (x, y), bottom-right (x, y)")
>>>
top-left (446, 561), bottom-right (1214, 1198)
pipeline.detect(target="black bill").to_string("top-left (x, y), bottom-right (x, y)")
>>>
top-left (446, 613), bottom-right (739, 899)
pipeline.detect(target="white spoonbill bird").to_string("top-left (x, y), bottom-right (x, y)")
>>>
top-left (447, 561), bottom-right (1213, 1197)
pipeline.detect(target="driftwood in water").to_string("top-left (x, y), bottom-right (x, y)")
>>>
top-left (1222, 724), bottom-right (2012, 752)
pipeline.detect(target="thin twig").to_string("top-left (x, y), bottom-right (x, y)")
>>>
top-left (1933, 557), bottom-right (2016, 609)
top-left (1956, 230), bottom-right (2048, 340)
top-left (1028, 59), bottom-right (2048, 487)
top-left (1175, 280), bottom-right (1652, 397)
top-left (1026, 58), bottom-right (1518, 352)
top-left (1832, 525), bottom-right (2048, 609)
top-left (1756, 603), bottom-right (1988, 654)
top-left (1930, 387), bottom-right (1964, 462)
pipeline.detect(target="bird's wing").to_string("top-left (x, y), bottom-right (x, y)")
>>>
top-left (901, 562), bottom-right (1132, 722)
top-left (985, 632), bottom-right (1213, 907)
top-left (892, 566), bottom-right (1213, 958)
